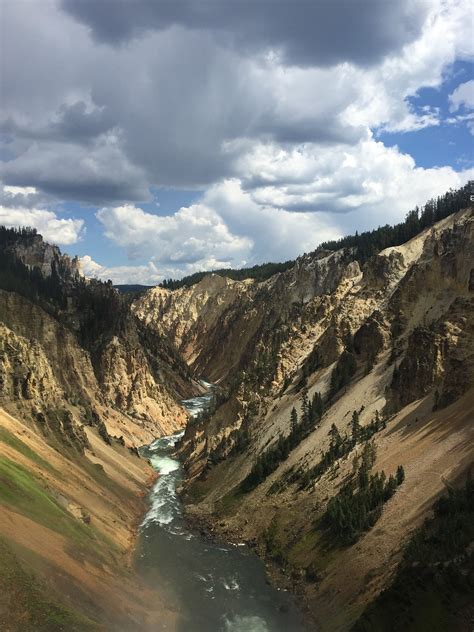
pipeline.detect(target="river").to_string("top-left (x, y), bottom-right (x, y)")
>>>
top-left (135, 384), bottom-right (305, 632)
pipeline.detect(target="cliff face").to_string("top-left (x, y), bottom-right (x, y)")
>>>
top-left (136, 207), bottom-right (474, 630)
top-left (0, 227), bottom-right (194, 442)
top-left (0, 230), bottom-right (195, 629)
top-left (0, 289), bottom-right (190, 445)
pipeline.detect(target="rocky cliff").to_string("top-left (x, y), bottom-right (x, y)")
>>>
top-left (135, 205), bottom-right (474, 630)
top-left (0, 229), bottom-right (196, 629)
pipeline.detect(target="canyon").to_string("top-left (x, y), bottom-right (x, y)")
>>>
top-left (0, 187), bottom-right (473, 630)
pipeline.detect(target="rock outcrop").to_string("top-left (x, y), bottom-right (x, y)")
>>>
top-left (0, 228), bottom-right (193, 629)
top-left (135, 206), bottom-right (474, 631)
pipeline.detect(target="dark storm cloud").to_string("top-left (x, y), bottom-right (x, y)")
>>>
top-left (1, 139), bottom-right (150, 205)
top-left (62, 0), bottom-right (429, 68)
top-left (2, 0), bottom-right (464, 216)
top-left (2, 102), bottom-right (115, 145)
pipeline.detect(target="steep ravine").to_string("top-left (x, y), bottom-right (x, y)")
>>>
top-left (0, 200), bottom-right (472, 630)
top-left (136, 385), bottom-right (306, 632)
top-left (0, 228), bottom-right (198, 629)
top-left (135, 206), bottom-right (474, 631)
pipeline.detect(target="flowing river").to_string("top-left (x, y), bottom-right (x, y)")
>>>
top-left (136, 385), bottom-right (305, 632)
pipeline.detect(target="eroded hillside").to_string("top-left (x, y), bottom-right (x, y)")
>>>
top-left (135, 204), bottom-right (474, 631)
top-left (0, 228), bottom-right (196, 629)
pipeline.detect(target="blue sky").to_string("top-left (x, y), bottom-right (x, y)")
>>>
top-left (1, 0), bottom-right (473, 284)
top-left (378, 61), bottom-right (474, 170)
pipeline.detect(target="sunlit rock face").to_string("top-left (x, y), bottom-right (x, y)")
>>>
top-left (134, 207), bottom-right (473, 631)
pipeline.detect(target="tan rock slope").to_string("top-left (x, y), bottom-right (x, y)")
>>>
top-left (136, 205), bottom-right (474, 630)
top-left (0, 228), bottom-right (196, 629)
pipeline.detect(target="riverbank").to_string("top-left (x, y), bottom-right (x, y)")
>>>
top-left (181, 500), bottom-right (315, 629)
top-left (136, 398), bottom-right (306, 632)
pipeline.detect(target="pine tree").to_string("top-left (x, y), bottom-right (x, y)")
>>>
top-left (396, 465), bottom-right (405, 485)
top-left (312, 391), bottom-right (323, 422)
top-left (290, 407), bottom-right (298, 435)
top-left (301, 388), bottom-right (309, 426)
top-left (351, 410), bottom-right (361, 444)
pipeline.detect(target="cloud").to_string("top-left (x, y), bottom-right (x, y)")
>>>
top-left (3, 186), bottom-right (36, 196)
top-left (2, 0), bottom-right (471, 200)
top-left (1, 133), bottom-right (150, 204)
top-left (92, 137), bottom-right (474, 283)
top-left (62, 0), bottom-right (431, 69)
top-left (80, 255), bottom-right (162, 285)
top-left (80, 191), bottom-right (340, 284)
top-left (449, 80), bottom-right (474, 111)
top-left (94, 183), bottom-right (342, 275)
top-left (0, 184), bottom-right (84, 245)
top-left (96, 201), bottom-right (253, 265)
top-left (2, 101), bottom-right (116, 145)
top-left (0, 206), bottom-right (84, 245)
top-left (237, 138), bottom-right (474, 234)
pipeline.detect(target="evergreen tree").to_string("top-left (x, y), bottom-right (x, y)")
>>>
top-left (312, 391), bottom-right (323, 421)
top-left (290, 407), bottom-right (298, 435)
top-left (301, 388), bottom-right (309, 425)
top-left (396, 465), bottom-right (405, 485)
top-left (351, 410), bottom-right (361, 444)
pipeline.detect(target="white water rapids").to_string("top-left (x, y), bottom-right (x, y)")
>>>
top-left (136, 383), bottom-right (305, 632)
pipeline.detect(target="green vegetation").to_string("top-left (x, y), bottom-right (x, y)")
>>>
top-left (0, 426), bottom-right (56, 473)
top-left (0, 226), bottom-right (132, 360)
top-left (329, 349), bottom-right (357, 398)
top-left (241, 389), bottom-right (324, 492)
top-left (0, 537), bottom-right (102, 631)
top-left (353, 474), bottom-right (474, 631)
top-left (115, 284), bottom-right (153, 294)
top-left (0, 456), bottom-right (106, 559)
top-left (322, 442), bottom-right (404, 545)
top-left (298, 344), bottom-right (322, 388)
top-left (296, 410), bottom-right (386, 490)
top-left (0, 226), bottom-right (68, 314)
top-left (160, 260), bottom-right (295, 290)
top-left (319, 181), bottom-right (473, 262)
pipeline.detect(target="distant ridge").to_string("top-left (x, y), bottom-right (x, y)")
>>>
top-left (159, 181), bottom-right (473, 291)
top-left (115, 284), bottom-right (154, 294)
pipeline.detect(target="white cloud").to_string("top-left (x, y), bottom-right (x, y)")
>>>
top-left (342, 0), bottom-right (474, 134)
top-left (4, 185), bottom-right (37, 197)
top-left (0, 206), bottom-right (84, 245)
top-left (237, 137), bottom-right (474, 229)
top-left (449, 80), bottom-right (474, 112)
top-left (97, 202), bottom-right (253, 265)
top-left (95, 183), bottom-right (343, 277)
top-left (80, 255), bottom-right (162, 285)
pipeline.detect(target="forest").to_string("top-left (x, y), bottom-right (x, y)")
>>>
top-left (322, 441), bottom-right (404, 545)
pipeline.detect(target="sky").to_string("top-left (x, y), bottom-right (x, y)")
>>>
top-left (1, 0), bottom-right (473, 285)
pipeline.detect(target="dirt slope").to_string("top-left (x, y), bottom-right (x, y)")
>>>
top-left (147, 206), bottom-right (474, 630)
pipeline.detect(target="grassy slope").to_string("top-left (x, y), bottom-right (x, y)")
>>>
top-left (0, 537), bottom-right (102, 632)
top-left (0, 455), bottom-right (113, 564)
top-left (0, 407), bottom-right (175, 630)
